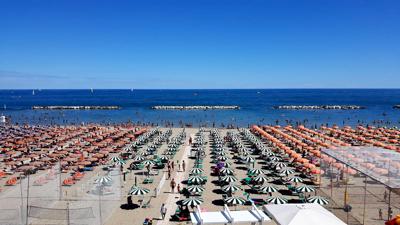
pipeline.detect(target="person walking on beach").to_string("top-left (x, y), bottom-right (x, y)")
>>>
top-left (182, 160), bottom-right (186, 172)
top-left (160, 203), bottom-right (167, 220)
top-left (171, 161), bottom-right (175, 171)
top-left (378, 208), bottom-right (383, 220)
top-left (177, 184), bottom-right (181, 193)
top-left (167, 170), bottom-right (171, 180)
top-left (170, 179), bottom-right (176, 193)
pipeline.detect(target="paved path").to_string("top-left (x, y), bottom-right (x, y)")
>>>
top-left (157, 134), bottom-right (193, 225)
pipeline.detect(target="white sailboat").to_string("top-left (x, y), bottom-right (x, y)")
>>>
top-left (91, 88), bottom-right (94, 93)
top-left (32, 89), bottom-right (35, 95)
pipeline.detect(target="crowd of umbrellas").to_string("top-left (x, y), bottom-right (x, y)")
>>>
top-left (0, 124), bottom-right (146, 187)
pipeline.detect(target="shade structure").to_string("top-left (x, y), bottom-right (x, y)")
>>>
top-left (187, 185), bottom-right (205, 194)
top-left (252, 175), bottom-right (271, 184)
top-left (190, 168), bottom-right (204, 175)
top-left (128, 186), bottom-right (150, 196)
top-left (263, 203), bottom-right (346, 225)
top-left (288, 176), bottom-right (304, 183)
top-left (133, 156), bottom-right (145, 162)
top-left (181, 197), bottom-right (204, 206)
top-left (266, 196), bottom-right (288, 204)
top-left (141, 160), bottom-right (155, 166)
top-left (222, 184), bottom-right (241, 193)
top-left (295, 185), bottom-right (315, 193)
top-left (279, 168), bottom-right (295, 176)
top-left (259, 185), bottom-right (278, 193)
top-left (248, 168), bottom-right (264, 176)
top-left (94, 175), bottom-right (112, 186)
top-left (225, 196), bottom-right (246, 205)
top-left (307, 196), bottom-right (329, 205)
top-left (221, 175), bottom-right (238, 183)
top-left (219, 168), bottom-right (234, 175)
top-left (188, 176), bottom-right (205, 184)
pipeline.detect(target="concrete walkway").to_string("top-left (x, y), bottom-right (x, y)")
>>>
top-left (157, 134), bottom-right (193, 225)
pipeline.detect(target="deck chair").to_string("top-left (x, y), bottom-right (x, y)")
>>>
top-left (142, 197), bottom-right (152, 208)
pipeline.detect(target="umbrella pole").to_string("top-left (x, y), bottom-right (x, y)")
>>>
top-left (362, 175), bottom-right (367, 225)
top-left (98, 186), bottom-right (103, 225)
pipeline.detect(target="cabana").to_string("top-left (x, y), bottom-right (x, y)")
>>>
top-left (263, 203), bottom-right (346, 225)
top-left (190, 203), bottom-right (270, 225)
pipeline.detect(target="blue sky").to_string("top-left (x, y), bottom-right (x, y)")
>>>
top-left (0, 0), bottom-right (399, 89)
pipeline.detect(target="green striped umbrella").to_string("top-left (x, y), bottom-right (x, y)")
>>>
top-left (217, 156), bottom-right (229, 161)
top-left (288, 176), bottom-right (304, 183)
top-left (221, 175), bottom-right (238, 183)
top-left (307, 196), bottom-right (329, 205)
top-left (94, 176), bottom-right (112, 186)
top-left (222, 184), bottom-right (241, 193)
top-left (295, 185), bottom-right (315, 193)
top-left (252, 175), bottom-right (271, 184)
top-left (225, 196), bottom-right (246, 205)
top-left (188, 176), bottom-right (205, 184)
top-left (114, 159), bottom-right (126, 166)
top-left (269, 156), bottom-right (281, 162)
top-left (273, 162), bottom-right (287, 169)
top-left (258, 185), bottom-right (278, 194)
top-left (219, 168), bottom-right (234, 175)
top-left (248, 168), bottom-right (264, 176)
top-left (187, 185), bottom-right (205, 194)
top-left (181, 197), bottom-right (204, 206)
top-left (133, 156), bottom-right (145, 162)
top-left (110, 156), bottom-right (121, 162)
top-left (160, 155), bottom-right (170, 161)
top-left (190, 168), bottom-right (204, 175)
top-left (279, 168), bottom-right (295, 176)
top-left (266, 196), bottom-right (288, 204)
top-left (141, 160), bottom-right (155, 166)
top-left (128, 186), bottom-right (150, 196)
top-left (242, 156), bottom-right (255, 163)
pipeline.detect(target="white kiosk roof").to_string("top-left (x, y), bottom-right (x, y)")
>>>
top-left (264, 203), bottom-right (346, 225)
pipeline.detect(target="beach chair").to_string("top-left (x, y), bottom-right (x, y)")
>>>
top-left (6, 177), bottom-right (17, 186)
top-left (241, 177), bottom-right (252, 185)
top-left (142, 197), bottom-right (152, 208)
top-left (143, 178), bottom-right (154, 184)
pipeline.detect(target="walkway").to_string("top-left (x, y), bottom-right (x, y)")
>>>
top-left (157, 133), bottom-right (193, 225)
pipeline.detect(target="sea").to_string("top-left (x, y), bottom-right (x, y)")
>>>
top-left (0, 89), bottom-right (399, 127)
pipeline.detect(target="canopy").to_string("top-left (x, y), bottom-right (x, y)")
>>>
top-left (263, 203), bottom-right (346, 225)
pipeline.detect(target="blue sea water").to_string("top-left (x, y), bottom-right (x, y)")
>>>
top-left (0, 89), bottom-right (399, 127)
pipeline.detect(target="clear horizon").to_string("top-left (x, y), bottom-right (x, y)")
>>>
top-left (1, 1), bottom-right (399, 89)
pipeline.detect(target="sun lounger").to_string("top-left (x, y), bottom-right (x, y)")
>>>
top-left (143, 178), bottom-right (154, 184)
top-left (142, 197), bottom-right (152, 208)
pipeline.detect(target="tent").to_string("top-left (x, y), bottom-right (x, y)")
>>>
top-left (263, 203), bottom-right (346, 225)
top-left (191, 203), bottom-right (270, 225)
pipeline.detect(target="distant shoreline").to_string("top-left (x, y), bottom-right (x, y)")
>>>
top-left (152, 105), bottom-right (240, 110)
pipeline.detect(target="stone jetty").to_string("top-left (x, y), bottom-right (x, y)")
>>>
top-left (152, 105), bottom-right (240, 110)
top-left (32, 106), bottom-right (121, 110)
top-left (273, 105), bottom-right (365, 110)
